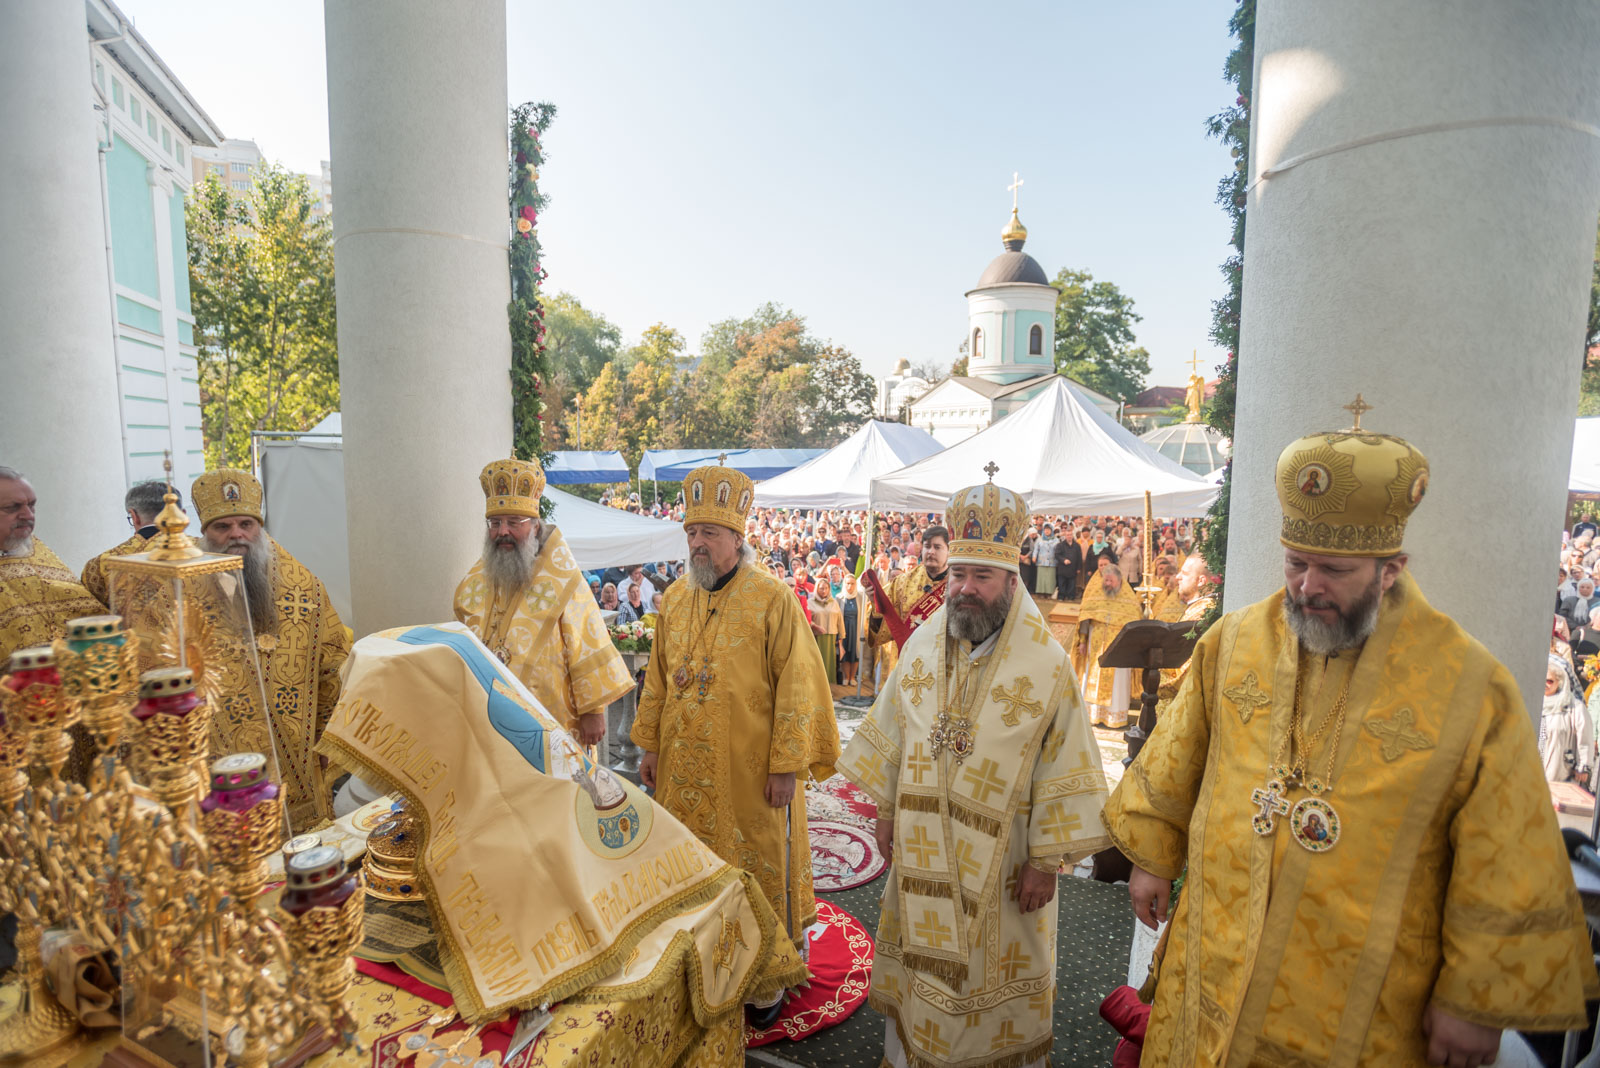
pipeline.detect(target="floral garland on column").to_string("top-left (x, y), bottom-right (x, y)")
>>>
top-left (1193, 0), bottom-right (1254, 630)
top-left (508, 101), bottom-right (558, 510)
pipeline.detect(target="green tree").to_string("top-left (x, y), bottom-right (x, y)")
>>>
top-left (1051, 267), bottom-right (1151, 404)
top-left (188, 166), bottom-right (339, 467)
top-left (544, 291), bottom-right (622, 397)
top-left (1580, 225), bottom-right (1600, 414)
top-left (806, 346), bottom-right (877, 443)
top-left (580, 361), bottom-right (624, 453)
top-left (620, 324), bottom-right (685, 460)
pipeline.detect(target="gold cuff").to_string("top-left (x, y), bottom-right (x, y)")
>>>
top-left (1027, 856), bottom-right (1064, 875)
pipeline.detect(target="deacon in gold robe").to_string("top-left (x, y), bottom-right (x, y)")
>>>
top-left (840, 477), bottom-right (1110, 1068)
top-left (193, 470), bottom-right (350, 828)
top-left (866, 526), bottom-right (950, 677)
top-left (1153, 554), bottom-right (1216, 718)
top-left (81, 479), bottom-right (179, 606)
top-left (633, 462), bottom-right (839, 1024)
top-left (1104, 406), bottom-right (1598, 1067)
top-left (1073, 559), bottom-right (1141, 727)
top-left (454, 457), bottom-right (632, 745)
top-left (0, 467), bottom-right (105, 666)
top-left (1147, 555), bottom-right (1186, 623)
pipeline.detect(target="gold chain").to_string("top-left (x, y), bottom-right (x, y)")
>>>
top-left (1271, 656), bottom-right (1354, 795)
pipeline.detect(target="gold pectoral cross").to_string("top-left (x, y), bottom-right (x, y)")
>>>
top-left (1250, 779), bottom-right (1290, 835)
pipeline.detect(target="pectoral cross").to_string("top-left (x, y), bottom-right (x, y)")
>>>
top-left (1343, 394), bottom-right (1373, 430)
top-left (1007, 172), bottom-right (1024, 211)
top-left (1250, 779), bottom-right (1291, 835)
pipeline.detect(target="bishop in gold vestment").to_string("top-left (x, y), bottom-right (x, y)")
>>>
top-left (633, 462), bottom-right (839, 945)
top-left (454, 458), bottom-right (632, 742)
top-left (1073, 563), bottom-right (1140, 727)
top-left (1103, 410), bottom-right (1598, 1066)
top-left (867, 530), bottom-right (950, 678)
top-left (840, 480), bottom-right (1109, 1068)
top-left (191, 470), bottom-right (350, 828)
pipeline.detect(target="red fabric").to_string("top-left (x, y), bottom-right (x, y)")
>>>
top-left (746, 900), bottom-right (874, 1047)
top-left (356, 958), bottom-right (453, 1007)
top-left (1099, 986), bottom-right (1151, 1055)
top-left (1113, 1037), bottom-right (1143, 1068)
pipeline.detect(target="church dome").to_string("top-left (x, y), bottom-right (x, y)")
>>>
top-left (893, 356), bottom-right (911, 375)
top-left (974, 250), bottom-right (1050, 289)
top-left (1139, 420), bottom-right (1231, 476)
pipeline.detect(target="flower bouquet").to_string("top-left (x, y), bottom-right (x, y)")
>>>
top-left (608, 619), bottom-right (654, 654)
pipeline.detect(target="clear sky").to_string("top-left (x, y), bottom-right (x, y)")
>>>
top-left (123, 0), bottom-right (1239, 388)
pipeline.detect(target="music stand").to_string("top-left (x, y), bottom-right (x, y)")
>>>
top-left (1099, 619), bottom-right (1199, 767)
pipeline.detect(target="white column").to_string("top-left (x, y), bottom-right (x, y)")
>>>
top-left (1225, 1), bottom-right (1600, 714)
top-left (0, 2), bottom-right (128, 570)
top-left (324, 0), bottom-right (513, 634)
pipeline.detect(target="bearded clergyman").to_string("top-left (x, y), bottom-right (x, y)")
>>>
top-left (632, 461), bottom-right (839, 1028)
top-left (454, 457), bottom-right (632, 747)
top-left (1103, 402), bottom-right (1597, 1067)
top-left (193, 469), bottom-right (350, 827)
top-left (839, 472), bottom-right (1110, 1068)
top-left (0, 466), bottom-right (107, 666)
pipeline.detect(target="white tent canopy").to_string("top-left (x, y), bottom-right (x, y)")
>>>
top-left (1572, 417), bottom-right (1600, 493)
top-left (752, 420), bottom-right (944, 509)
top-left (869, 377), bottom-right (1220, 517)
top-left (259, 419), bottom-right (687, 622)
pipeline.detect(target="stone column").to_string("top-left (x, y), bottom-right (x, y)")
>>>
top-left (1225, 1), bottom-right (1600, 713)
top-left (0, 2), bottom-right (128, 570)
top-left (324, 0), bottom-right (513, 634)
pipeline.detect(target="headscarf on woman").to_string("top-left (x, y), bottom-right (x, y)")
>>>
top-left (1541, 653), bottom-right (1593, 784)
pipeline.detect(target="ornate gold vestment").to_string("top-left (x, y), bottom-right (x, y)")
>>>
top-left (0, 539), bottom-right (105, 665)
top-left (322, 623), bottom-right (801, 1024)
top-left (81, 531), bottom-right (149, 607)
top-left (208, 536), bottom-right (349, 829)
top-left (633, 565), bottom-right (840, 942)
top-left (453, 527), bottom-right (632, 733)
top-left (1103, 574), bottom-right (1599, 1066)
top-left (868, 564), bottom-right (946, 675)
top-left (1072, 573), bottom-right (1140, 710)
top-left (839, 593), bottom-right (1110, 1068)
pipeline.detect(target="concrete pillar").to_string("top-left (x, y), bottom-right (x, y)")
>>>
top-left (1225, 1), bottom-right (1600, 714)
top-left (324, 0), bottom-right (513, 634)
top-left (0, 2), bottom-right (129, 570)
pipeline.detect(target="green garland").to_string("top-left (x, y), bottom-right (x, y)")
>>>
top-left (1194, 0), bottom-right (1255, 631)
top-left (508, 101), bottom-right (557, 513)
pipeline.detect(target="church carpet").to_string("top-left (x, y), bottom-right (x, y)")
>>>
top-left (746, 872), bottom-right (1134, 1068)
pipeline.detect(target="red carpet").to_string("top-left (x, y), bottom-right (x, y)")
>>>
top-left (805, 774), bottom-right (878, 832)
top-left (746, 899), bottom-right (875, 1048)
top-left (809, 820), bottom-right (887, 892)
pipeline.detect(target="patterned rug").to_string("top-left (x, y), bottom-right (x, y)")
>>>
top-left (809, 821), bottom-right (886, 893)
top-left (746, 900), bottom-right (873, 1048)
top-left (805, 774), bottom-right (878, 833)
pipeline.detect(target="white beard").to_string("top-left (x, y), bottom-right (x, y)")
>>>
top-left (2, 533), bottom-right (33, 556)
top-left (483, 528), bottom-right (543, 595)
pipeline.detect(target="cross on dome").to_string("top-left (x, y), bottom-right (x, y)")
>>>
top-left (1008, 172), bottom-right (1024, 212)
top-left (717, 452), bottom-right (728, 465)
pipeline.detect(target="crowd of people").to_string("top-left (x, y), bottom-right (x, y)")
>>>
top-left (1547, 513), bottom-right (1600, 788)
top-left (578, 503), bottom-right (1207, 694)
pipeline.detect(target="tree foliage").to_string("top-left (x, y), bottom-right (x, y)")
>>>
top-left (1580, 225), bottom-right (1600, 415)
top-left (1050, 267), bottom-right (1151, 403)
top-left (187, 166), bottom-right (338, 467)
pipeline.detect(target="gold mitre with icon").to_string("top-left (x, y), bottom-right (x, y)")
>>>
top-left (945, 463), bottom-right (1027, 573)
top-left (191, 468), bottom-right (263, 528)
top-left (480, 456), bottom-right (546, 518)
top-left (682, 457), bottom-right (754, 534)
top-left (1276, 394), bottom-right (1429, 557)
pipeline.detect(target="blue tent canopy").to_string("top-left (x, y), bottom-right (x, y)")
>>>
top-left (638, 448), bottom-right (825, 482)
top-left (544, 451), bottom-right (630, 484)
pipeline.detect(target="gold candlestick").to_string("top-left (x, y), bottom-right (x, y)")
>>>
top-left (132, 667), bottom-right (212, 814)
top-left (199, 753), bottom-right (284, 904)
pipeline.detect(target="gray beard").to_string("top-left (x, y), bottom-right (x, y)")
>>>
top-left (946, 586), bottom-right (1012, 643)
top-left (203, 531), bottom-right (276, 635)
top-left (686, 543), bottom-right (754, 590)
top-left (2, 533), bottom-right (33, 556)
top-left (1282, 569), bottom-right (1383, 656)
top-left (483, 529), bottom-right (542, 595)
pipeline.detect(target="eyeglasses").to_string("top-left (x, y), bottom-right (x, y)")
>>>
top-left (485, 516), bottom-right (533, 532)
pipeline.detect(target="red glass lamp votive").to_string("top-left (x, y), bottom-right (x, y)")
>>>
top-left (200, 752), bottom-right (279, 815)
top-left (280, 845), bottom-right (358, 917)
top-left (6, 646), bottom-right (60, 692)
top-left (133, 666), bottom-right (199, 722)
